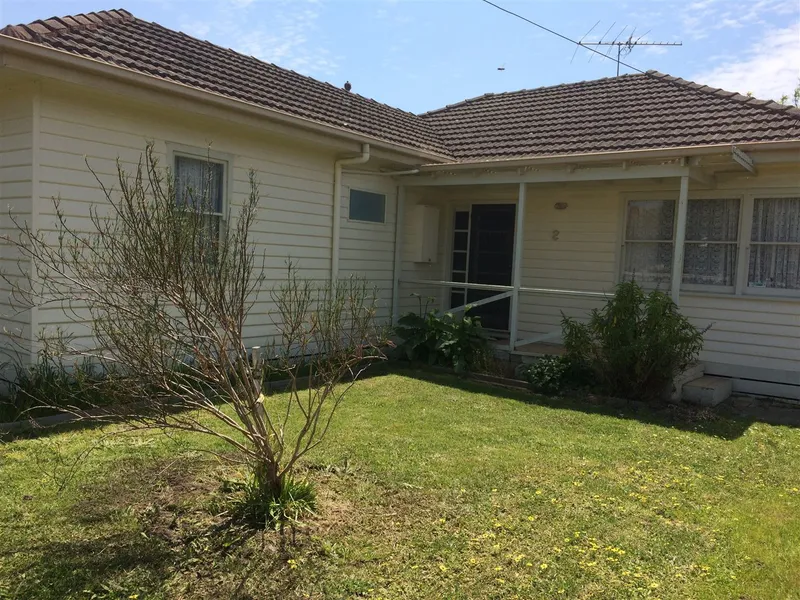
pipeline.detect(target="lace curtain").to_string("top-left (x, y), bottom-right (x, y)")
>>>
top-left (623, 200), bottom-right (675, 285)
top-left (683, 198), bottom-right (739, 286)
top-left (749, 197), bottom-right (800, 290)
top-left (175, 156), bottom-right (224, 213)
top-left (175, 156), bottom-right (224, 243)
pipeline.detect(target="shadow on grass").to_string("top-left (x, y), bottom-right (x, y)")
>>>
top-left (5, 455), bottom-right (304, 599)
top-left (6, 533), bottom-right (173, 600)
top-left (394, 365), bottom-right (757, 441)
top-left (2, 363), bottom-right (395, 443)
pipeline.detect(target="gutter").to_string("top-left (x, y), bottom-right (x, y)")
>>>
top-left (0, 35), bottom-right (452, 164)
top-left (342, 168), bottom-right (420, 176)
top-left (412, 140), bottom-right (800, 172)
top-left (332, 144), bottom-right (371, 280)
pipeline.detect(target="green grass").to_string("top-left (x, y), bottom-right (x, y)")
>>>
top-left (1, 372), bottom-right (799, 599)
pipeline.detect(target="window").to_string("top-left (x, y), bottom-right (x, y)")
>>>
top-left (623, 199), bottom-right (675, 285)
top-left (174, 154), bottom-right (225, 242)
top-left (623, 197), bottom-right (741, 290)
top-left (450, 210), bottom-right (470, 308)
top-left (349, 189), bottom-right (386, 223)
top-left (748, 197), bottom-right (800, 290)
top-left (683, 198), bottom-right (740, 287)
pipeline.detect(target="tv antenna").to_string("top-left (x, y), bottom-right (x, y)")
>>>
top-left (581, 28), bottom-right (682, 76)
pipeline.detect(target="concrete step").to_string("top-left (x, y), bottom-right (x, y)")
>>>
top-left (682, 375), bottom-right (733, 406)
top-left (670, 362), bottom-right (705, 403)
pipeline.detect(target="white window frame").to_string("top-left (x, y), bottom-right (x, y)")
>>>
top-left (620, 191), bottom-right (745, 295)
top-left (740, 191), bottom-right (800, 298)
top-left (449, 205), bottom-right (472, 308)
top-left (167, 143), bottom-right (232, 234)
top-left (347, 187), bottom-right (387, 224)
top-left (621, 197), bottom-right (677, 290)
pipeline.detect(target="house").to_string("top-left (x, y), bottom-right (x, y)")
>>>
top-left (1, 9), bottom-right (799, 399)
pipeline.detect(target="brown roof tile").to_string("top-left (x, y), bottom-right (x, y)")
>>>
top-left (2, 10), bottom-right (799, 163)
top-left (420, 71), bottom-right (800, 161)
top-left (0, 9), bottom-right (451, 158)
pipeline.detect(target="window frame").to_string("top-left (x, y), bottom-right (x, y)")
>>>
top-left (621, 197), bottom-right (677, 289)
top-left (167, 143), bottom-right (232, 232)
top-left (741, 191), bottom-right (800, 298)
top-left (347, 187), bottom-right (387, 224)
top-left (620, 191), bottom-right (745, 295)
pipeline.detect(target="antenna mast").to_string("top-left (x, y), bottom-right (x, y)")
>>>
top-left (582, 35), bottom-right (682, 76)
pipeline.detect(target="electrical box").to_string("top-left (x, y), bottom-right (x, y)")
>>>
top-left (410, 204), bottom-right (439, 264)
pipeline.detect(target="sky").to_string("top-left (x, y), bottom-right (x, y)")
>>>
top-left (1, 0), bottom-right (798, 114)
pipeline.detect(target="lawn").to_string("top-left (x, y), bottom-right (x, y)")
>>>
top-left (1, 372), bottom-right (798, 599)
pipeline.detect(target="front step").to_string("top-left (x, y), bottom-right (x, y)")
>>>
top-left (682, 376), bottom-right (733, 406)
top-left (670, 362), bottom-right (705, 403)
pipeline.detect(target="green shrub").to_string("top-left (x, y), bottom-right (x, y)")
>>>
top-left (522, 354), bottom-right (593, 395)
top-left (562, 280), bottom-right (706, 402)
top-left (224, 475), bottom-right (317, 533)
top-left (0, 352), bottom-right (120, 422)
top-left (394, 305), bottom-right (490, 373)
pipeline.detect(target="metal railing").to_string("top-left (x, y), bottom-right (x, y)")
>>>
top-left (397, 279), bottom-right (610, 351)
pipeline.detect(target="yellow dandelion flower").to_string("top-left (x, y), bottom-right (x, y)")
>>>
top-left (535, 489), bottom-right (543, 495)
top-left (439, 564), bottom-right (448, 572)
top-left (540, 563), bottom-right (549, 570)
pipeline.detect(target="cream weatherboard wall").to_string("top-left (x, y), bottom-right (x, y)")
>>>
top-left (339, 173), bottom-right (398, 322)
top-left (0, 86), bottom-right (33, 365)
top-left (399, 165), bottom-right (800, 398)
top-left (29, 80), bottom-right (350, 351)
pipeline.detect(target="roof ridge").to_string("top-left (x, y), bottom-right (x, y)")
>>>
top-left (645, 69), bottom-right (800, 119)
top-left (0, 9), bottom-right (133, 41)
top-left (0, 9), bottom-right (446, 146)
top-left (147, 21), bottom-right (436, 126)
top-left (419, 72), bottom-right (646, 116)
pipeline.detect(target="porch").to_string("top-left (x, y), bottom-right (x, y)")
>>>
top-left (390, 155), bottom-right (712, 355)
top-left (387, 147), bottom-right (800, 400)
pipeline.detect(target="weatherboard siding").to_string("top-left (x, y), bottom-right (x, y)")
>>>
top-left (339, 173), bottom-right (398, 322)
top-left (33, 81), bottom-right (347, 349)
top-left (0, 88), bottom-right (33, 364)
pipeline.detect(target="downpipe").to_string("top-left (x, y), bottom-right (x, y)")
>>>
top-left (332, 143), bottom-right (370, 281)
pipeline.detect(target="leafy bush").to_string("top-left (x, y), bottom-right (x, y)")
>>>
top-left (562, 280), bottom-right (706, 402)
top-left (522, 354), bottom-right (593, 395)
top-left (394, 305), bottom-right (490, 373)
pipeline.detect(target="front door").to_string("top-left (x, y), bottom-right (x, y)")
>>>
top-left (466, 204), bottom-right (516, 330)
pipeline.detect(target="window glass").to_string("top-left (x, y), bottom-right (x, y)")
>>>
top-left (625, 200), bottom-right (674, 240)
top-left (175, 155), bottom-right (224, 213)
top-left (748, 197), bottom-right (800, 290)
top-left (683, 199), bottom-right (739, 286)
top-left (623, 200), bottom-right (674, 284)
top-left (349, 189), bottom-right (386, 223)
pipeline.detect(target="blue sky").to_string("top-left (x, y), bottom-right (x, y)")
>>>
top-left (1, 0), bottom-right (798, 113)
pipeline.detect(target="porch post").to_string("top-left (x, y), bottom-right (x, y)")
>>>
top-left (670, 175), bottom-right (689, 305)
top-left (508, 182), bottom-right (526, 350)
top-left (391, 185), bottom-right (406, 324)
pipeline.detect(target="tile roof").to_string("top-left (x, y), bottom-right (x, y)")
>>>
top-left (421, 72), bottom-right (800, 161)
top-left (2, 10), bottom-right (800, 163)
top-left (0, 9), bottom-right (452, 158)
